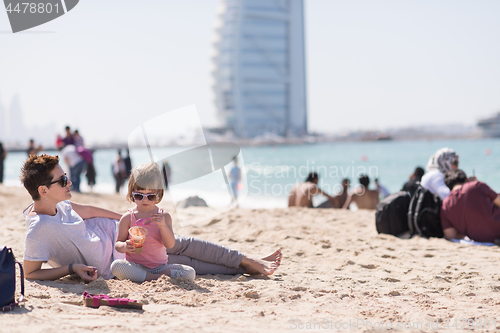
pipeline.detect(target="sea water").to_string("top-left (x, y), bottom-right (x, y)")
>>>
top-left (3, 138), bottom-right (499, 208)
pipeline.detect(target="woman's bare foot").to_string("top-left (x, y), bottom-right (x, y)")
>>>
top-left (262, 249), bottom-right (282, 269)
top-left (240, 249), bottom-right (282, 275)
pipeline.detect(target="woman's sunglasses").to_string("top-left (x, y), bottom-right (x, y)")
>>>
top-left (132, 192), bottom-right (158, 201)
top-left (42, 174), bottom-right (68, 188)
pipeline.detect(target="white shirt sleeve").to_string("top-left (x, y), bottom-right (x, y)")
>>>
top-left (421, 170), bottom-right (450, 200)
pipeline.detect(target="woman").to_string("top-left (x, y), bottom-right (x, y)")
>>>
top-left (21, 154), bottom-right (281, 281)
top-left (420, 148), bottom-right (459, 200)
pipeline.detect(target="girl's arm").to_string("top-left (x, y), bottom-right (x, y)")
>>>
top-left (115, 213), bottom-right (135, 253)
top-left (150, 211), bottom-right (176, 249)
top-left (71, 202), bottom-right (122, 220)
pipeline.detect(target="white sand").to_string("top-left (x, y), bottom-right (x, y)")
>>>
top-left (2, 184), bottom-right (500, 332)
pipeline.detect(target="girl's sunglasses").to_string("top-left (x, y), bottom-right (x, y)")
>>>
top-left (42, 174), bottom-right (68, 188)
top-left (132, 192), bottom-right (158, 201)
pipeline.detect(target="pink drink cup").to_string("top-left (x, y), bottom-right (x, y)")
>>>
top-left (128, 226), bottom-right (148, 253)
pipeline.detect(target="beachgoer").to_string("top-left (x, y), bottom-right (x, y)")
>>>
top-left (21, 154), bottom-right (281, 281)
top-left (229, 157), bottom-right (241, 202)
top-left (111, 163), bottom-right (195, 282)
top-left (0, 142), bottom-right (6, 183)
top-left (317, 178), bottom-right (350, 208)
top-left (55, 135), bottom-right (64, 150)
top-left (420, 148), bottom-right (459, 200)
top-left (440, 169), bottom-right (500, 242)
top-left (123, 149), bottom-right (132, 178)
top-left (60, 144), bottom-right (86, 192)
top-left (401, 166), bottom-right (425, 196)
top-left (73, 130), bottom-right (84, 148)
top-left (113, 150), bottom-right (127, 194)
top-left (62, 126), bottom-right (74, 147)
top-left (27, 139), bottom-right (43, 156)
top-left (375, 178), bottom-right (390, 199)
top-left (85, 161), bottom-right (96, 192)
top-left (342, 174), bottom-right (379, 210)
top-left (161, 159), bottom-right (171, 190)
top-left (288, 172), bottom-right (334, 208)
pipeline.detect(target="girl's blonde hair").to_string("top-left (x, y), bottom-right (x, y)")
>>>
top-left (127, 163), bottom-right (164, 203)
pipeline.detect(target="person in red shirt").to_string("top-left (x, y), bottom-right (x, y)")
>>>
top-left (440, 169), bottom-right (500, 242)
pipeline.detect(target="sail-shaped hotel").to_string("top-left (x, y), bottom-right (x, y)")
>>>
top-left (212, 0), bottom-right (307, 138)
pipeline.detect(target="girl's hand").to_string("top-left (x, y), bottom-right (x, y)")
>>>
top-left (149, 213), bottom-right (167, 229)
top-left (124, 239), bottom-right (136, 253)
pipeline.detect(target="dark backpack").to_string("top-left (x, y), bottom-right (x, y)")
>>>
top-left (407, 186), bottom-right (444, 238)
top-left (0, 247), bottom-right (24, 312)
top-left (375, 191), bottom-right (411, 236)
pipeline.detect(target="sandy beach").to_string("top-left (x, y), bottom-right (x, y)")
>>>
top-left (2, 184), bottom-right (500, 332)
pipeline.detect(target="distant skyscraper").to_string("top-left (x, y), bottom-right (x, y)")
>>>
top-left (212, 0), bottom-right (307, 138)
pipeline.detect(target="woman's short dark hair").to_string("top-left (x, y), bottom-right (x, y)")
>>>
top-left (444, 169), bottom-right (467, 190)
top-left (20, 154), bottom-right (60, 200)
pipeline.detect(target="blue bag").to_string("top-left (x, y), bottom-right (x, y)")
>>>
top-left (0, 247), bottom-right (24, 312)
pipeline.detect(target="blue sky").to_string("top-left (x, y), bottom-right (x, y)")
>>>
top-left (1, 0), bottom-right (499, 145)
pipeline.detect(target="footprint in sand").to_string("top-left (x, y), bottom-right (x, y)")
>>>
top-left (381, 254), bottom-right (397, 259)
top-left (207, 218), bottom-right (221, 226)
top-left (382, 277), bottom-right (400, 283)
top-left (245, 291), bottom-right (259, 299)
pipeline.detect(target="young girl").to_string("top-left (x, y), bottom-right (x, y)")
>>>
top-left (111, 163), bottom-right (196, 282)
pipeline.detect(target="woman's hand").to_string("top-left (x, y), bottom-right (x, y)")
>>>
top-left (73, 264), bottom-right (98, 282)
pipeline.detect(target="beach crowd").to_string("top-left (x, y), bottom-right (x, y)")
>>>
top-left (1, 137), bottom-right (499, 302)
top-left (287, 147), bottom-right (500, 245)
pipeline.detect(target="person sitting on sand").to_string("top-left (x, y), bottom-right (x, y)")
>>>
top-left (21, 154), bottom-right (282, 282)
top-left (317, 178), bottom-right (350, 208)
top-left (401, 166), bottom-right (425, 197)
top-left (420, 148), bottom-right (459, 200)
top-left (288, 172), bottom-right (334, 208)
top-left (342, 175), bottom-right (379, 210)
top-left (112, 163), bottom-right (196, 282)
top-left (440, 169), bottom-right (500, 243)
top-left (375, 178), bottom-right (390, 199)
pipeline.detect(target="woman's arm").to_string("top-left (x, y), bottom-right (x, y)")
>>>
top-left (71, 202), bottom-right (122, 220)
top-left (430, 174), bottom-right (450, 200)
top-left (24, 260), bottom-right (97, 282)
